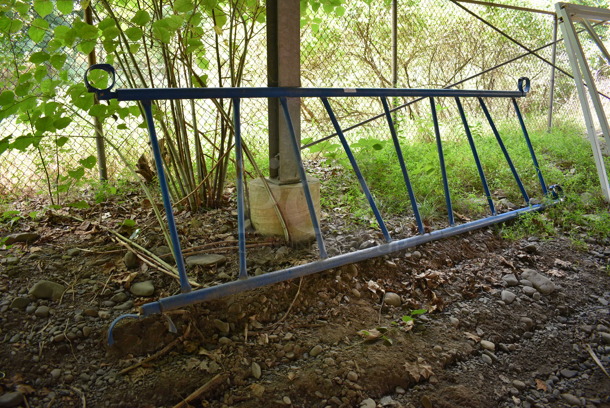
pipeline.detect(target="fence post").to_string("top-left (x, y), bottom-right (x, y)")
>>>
top-left (546, 15), bottom-right (558, 133)
top-left (85, 4), bottom-right (108, 181)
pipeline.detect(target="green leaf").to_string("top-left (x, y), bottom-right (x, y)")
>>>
top-left (401, 315), bottom-right (414, 323)
top-left (30, 51), bottom-right (50, 64)
top-left (74, 20), bottom-right (99, 40)
top-left (50, 54), bottom-right (67, 70)
top-left (0, 17), bottom-right (24, 34)
top-left (57, 0), bottom-right (74, 14)
top-left (131, 10), bottom-right (151, 26)
top-left (152, 24), bottom-right (171, 43)
top-left (78, 40), bottom-right (96, 55)
top-left (68, 167), bottom-right (85, 180)
top-left (0, 91), bottom-right (15, 106)
top-left (54, 117), bottom-right (71, 130)
top-left (102, 26), bottom-right (120, 40)
top-left (89, 104), bottom-right (107, 117)
top-left (10, 135), bottom-right (40, 151)
top-left (335, 5), bottom-right (346, 16)
top-left (122, 219), bottom-right (136, 227)
top-left (15, 82), bottom-right (32, 97)
top-left (28, 18), bottom-right (49, 43)
top-left (125, 26), bottom-right (143, 41)
top-left (174, 0), bottom-right (194, 13)
top-left (79, 155), bottom-right (97, 169)
top-left (0, 137), bottom-right (10, 156)
top-left (35, 116), bottom-right (55, 133)
top-left (33, 0), bottom-right (53, 17)
top-left (410, 309), bottom-right (427, 316)
top-left (14, 1), bottom-right (30, 16)
top-left (55, 136), bottom-right (69, 147)
top-left (67, 200), bottom-right (90, 209)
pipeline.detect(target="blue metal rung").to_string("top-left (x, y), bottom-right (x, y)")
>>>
top-left (430, 97), bottom-right (455, 226)
top-left (321, 97), bottom-right (392, 243)
top-left (455, 97), bottom-right (496, 216)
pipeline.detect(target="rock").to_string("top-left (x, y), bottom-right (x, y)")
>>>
top-left (522, 286), bottom-right (537, 297)
top-left (380, 396), bottom-right (398, 406)
top-left (449, 317), bottom-right (460, 327)
top-left (50, 369), bottom-right (62, 380)
top-left (250, 384), bottom-right (265, 398)
top-left (310, 344), bottom-right (323, 357)
top-left (600, 332), bottom-right (610, 345)
top-left (383, 292), bottom-right (401, 307)
top-left (110, 292), bottom-right (129, 303)
top-left (501, 290), bottom-right (516, 304)
top-left (481, 354), bottom-right (493, 364)
top-left (523, 243), bottom-right (539, 254)
top-left (480, 340), bottom-right (495, 351)
top-left (34, 305), bottom-right (50, 318)
top-left (0, 392), bottom-right (23, 408)
top-left (560, 369), bottom-right (578, 379)
top-left (66, 248), bottom-right (81, 257)
top-left (502, 274), bottom-right (519, 287)
top-left (29, 280), bottom-right (66, 301)
top-left (186, 254), bottom-right (227, 267)
top-left (4, 232), bottom-right (40, 245)
top-left (2, 257), bottom-right (19, 265)
top-left (520, 317), bottom-right (535, 330)
top-left (359, 239), bottom-right (376, 250)
top-left (251, 361), bottom-right (262, 379)
top-left (520, 279), bottom-right (533, 287)
top-left (360, 398), bottom-right (376, 408)
top-left (113, 300), bottom-right (134, 311)
top-left (561, 393), bottom-right (582, 406)
top-left (83, 307), bottom-right (98, 317)
top-left (521, 269), bottom-right (556, 295)
top-left (347, 371), bottom-right (359, 382)
top-left (512, 380), bottom-right (527, 390)
top-left (282, 396), bottom-right (291, 405)
top-left (9, 297), bottom-right (30, 310)
top-left (152, 246), bottom-right (172, 257)
top-left (123, 251), bottom-right (139, 269)
top-left (213, 319), bottom-right (230, 335)
top-left (130, 281), bottom-right (154, 297)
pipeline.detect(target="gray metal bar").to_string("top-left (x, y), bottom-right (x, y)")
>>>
top-left (139, 204), bottom-right (546, 316)
top-left (233, 98), bottom-right (248, 279)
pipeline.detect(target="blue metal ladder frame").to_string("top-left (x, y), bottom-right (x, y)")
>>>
top-left (84, 65), bottom-right (555, 344)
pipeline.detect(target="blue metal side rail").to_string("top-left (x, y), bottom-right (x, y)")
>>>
top-left (84, 65), bottom-right (555, 344)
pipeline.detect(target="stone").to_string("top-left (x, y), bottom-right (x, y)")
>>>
top-left (347, 371), bottom-right (358, 382)
top-left (0, 392), bottom-right (23, 408)
top-left (512, 380), bottom-right (527, 390)
top-left (383, 292), bottom-right (401, 307)
top-left (521, 269), bottom-right (556, 295)
top-left (29, 280), bottom-right (66, 301)
top-left (501, 290), bottom-right (516, 304)
top-left (83, 308), bottom-right (98, 317)
top-left (4, 232), bottom-right (40, 245)
top-left (9, 297), bottom-right (30, 310)
top-left (481, 354), bottom-right (493, 364)
top-left (110, 292), bottom-right (128, 303)
top-left (113, 300), bottom-right (134, 311)
top-left (523, 286), bottom-right (537, 297)
top-left (2, 257), bottom-right (18, 265)
top-left (600, 332), bottom-right (610, 345)
top-left (123, 251), bottom-right (139, 269)
top-left (186, 254), bottom-right (227, 267)
top-left (360, 398), bottom-right (376, 408)
top-left (561, 393), bottom-right (582, 406)
top-left (523, 243), bottom-right (539, 254)
top-left (480, 340), bottom-right (495, 351)
top-left (213, 319), bottom-right (230, 335)
top-left (251, 361), bottom-right (262, 379)
top-left (560, 369), bottom-right (578, 379)
top-left (282, 396), bottom-right (291, 405)
top-left (380, 396), bottom-right (398, 406)
top-left (310, 345), bottom-right (323, 357)
top-left (50, 369), bottom-right (62, 379)
top-left (520, 317), bottom-right (535, 330)
top-left (502, 274), bottom-right (519, 287)
top-left (66, 248), bottom-right (81, 257)
top-left (130, 281), bottom-right (154, 297)
top-left (34, 305), bottom-right (50, 318)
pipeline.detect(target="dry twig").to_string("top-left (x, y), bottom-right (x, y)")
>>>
top-left (171, 372), bottom-right (229, 408)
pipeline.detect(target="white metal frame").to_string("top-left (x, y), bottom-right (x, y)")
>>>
top-left (556, 2), bottom-right (610, 201)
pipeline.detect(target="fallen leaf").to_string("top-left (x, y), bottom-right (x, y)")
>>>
top-left (404, 360), bottom-right (434, 382)
top-left (16, 384), bottom-right (35, 394)
top-left (464, 332), bottom-right (481, 342)
top-left (367, 280), bottom-right (383, 294)
top-left (357, 328), bottom-right (382, 341)
top-left (535, 379), bottom-right (547, 392)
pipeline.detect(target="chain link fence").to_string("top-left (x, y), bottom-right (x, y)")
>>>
top-left (0, 0), bottom-right (607, 199)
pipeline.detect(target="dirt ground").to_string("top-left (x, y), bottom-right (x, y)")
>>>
top-left (1, 197), bottom-right (609, 408)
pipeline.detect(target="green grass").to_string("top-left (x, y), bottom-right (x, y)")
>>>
top-left (306, 118), bottom-right (610, 241)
